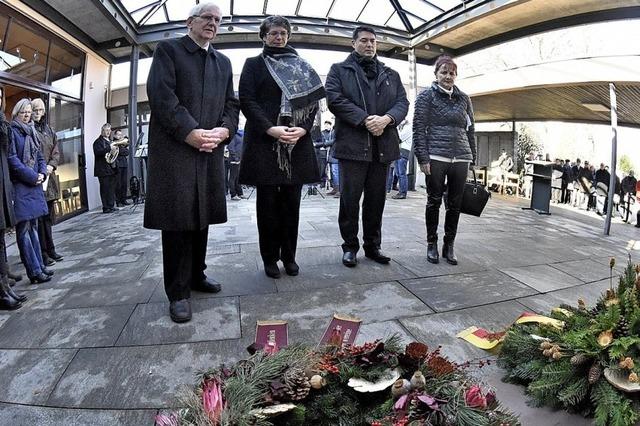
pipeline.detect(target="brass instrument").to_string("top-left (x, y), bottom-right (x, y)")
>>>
top-left (105, 137), bottom-right (129, 164)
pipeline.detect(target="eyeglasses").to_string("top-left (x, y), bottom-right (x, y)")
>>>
top-left (267, 31), bottom-right (288, 38)
top-left (33, 108), bottom-right (45, 112)
top-left (192, 14), bottom-right (221, 24)
top-left (17, 111), bottom-right (30, 115)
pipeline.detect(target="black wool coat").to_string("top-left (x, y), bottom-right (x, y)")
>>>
top-left (144, 36), bottom-right (240, 231)
top-left (0, 118), bottom-right (15, 230)
top-left (325, 54), bottom-right (409, 163)
top-left (93, 136), bottom-right (115, 177)
top-left (238, 54), bottom-right (319, 186)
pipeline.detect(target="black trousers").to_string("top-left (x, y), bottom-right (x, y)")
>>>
top-left (256, 185), bottom-right (302, 264)
top-left (38, 200), bottom-right (56, 257)
top-left (426, 160), bottom-right (469, 244)
top-left (228, 163), bottom-right (243, 197)
top-left (115, 166), bottom-right (128, 204)
top-left (161, 227), bottom-right (208, 302)
top-left (98, 175), bottom-right (116, 211)
top-left (338, 159), bottom-right (388, 253)
top-left (0, 229), bottom-right (7, 278)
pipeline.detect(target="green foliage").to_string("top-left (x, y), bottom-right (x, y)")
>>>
top-left (591, 381), bottom-right (640, 426)
top-left (515, 123), bottom-right (542, 173)
top-left (527, 359), bottom-right (575, 406)
top-left (619, 154), bottom-right (635, 176)
top-left (595, 303), bottom-right (621, 333)
top-left (608, 336), bottom-right (640, 360)
top-left (557, 378), bottom-right (589, 407)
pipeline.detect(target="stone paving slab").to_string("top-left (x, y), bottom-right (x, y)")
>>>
top-left (93, 252), bottom-right (144, 265)
top-left (0, 305), bottom-right (135, 349)
top-left (116, 297), bottom-right (241, 346)
top-left (517, 278), bottom-right (611, 313)
top-left (0, 348), bottom-right (77, 405)
top-left (400, 301), bottom-right (528, 363)
top-left (394, 253), bottom-right (487, 278)
top-left (499, 264), bottom-right (584, 293)
top-left (0, 403), bottom-right (155, 426)
top-left (55, 279), bottom-right (159, 309)
top-left (47, 341), bottom-right (245, 409)
top-left (50, 262), bottom-right (150, 288)
top-left (355, 320), bottom-right (415, 346)
top-left (401, 270), bottom-right (538, 312)
top-left (274, 260), bottom-right (417, 292)
top-left (549, 258), bottom-right (621, 283)
top-left (19, 288), bottom-right (70, 310)
top-left (240, 281), bottom-right (433, 343)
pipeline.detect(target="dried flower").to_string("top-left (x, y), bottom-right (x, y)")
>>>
top-left (485, 390), bottom-right (497, 407)
top-left (405, 342), bottom-right (429, 360)
top-left (552, 351), bottom-right (562, 360)
top-left (155, 412), bottom-right (179, 426)
top-left (597, 330), bottom-right (614, 347)
top-left (543, 349), bottom-right (552, 357)
top-left (539, 341), bottom-right (552, 350)
top-left (202, 378), bottom-right (224, 423)
top-left (427, 355), bottom-right (456, 377)
top-left (609, 257), bottom-right (616, 268)
top-left (578, 298), bottom-right (586, 310)
top-left (464, 385), bottom-right (487, 409)
top-left (635, 264), bottom-right (640, 274)
top-left (619, 357), bottom-right (635, 370)
top-left (629, 372), bottom-right (639, 383)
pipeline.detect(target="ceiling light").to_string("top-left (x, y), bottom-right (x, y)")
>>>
top-left (581, 103), bottom-right (610, 112)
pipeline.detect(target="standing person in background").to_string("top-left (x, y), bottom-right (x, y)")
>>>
top-left (93, 123), bottom-right (117, 213)
top-left (227, 129), bottom-right (244, 200)
top-left (621, 171), bottom-right (637, 223)
top-left (390, 119), bottom-right (412, 199)
top-left (560, 158), bottom-right (573, 204)
top-left (0, 96), bottom-right (26, 309)
top-left (8, 98), bottom-right (53, 284)
top-left (144, 2), bottom-right (240, 323)
top-left (32, 98), bottom-right (63, 266)
top-left (413, 55), bottom-right (477, 266)
top-left (113, 129), bottom-right (130, 207)
top-left (239, 15), bottom-right (324, 279)
top-left (326, 26), bottom-right (409, 268)
top-left (322, 121), bottom-right (340, 197)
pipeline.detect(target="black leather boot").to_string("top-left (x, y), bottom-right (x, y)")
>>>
top-left (2, 277), bottom-right (26, 302)
top-left (0, 277), bottom-right (21, 310)
top-left (427, 242), bottom-right (439, 264)
top-left (442, 242), bottom-right (458, 265)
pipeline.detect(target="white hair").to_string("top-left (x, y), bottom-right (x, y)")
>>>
top-left (188, 2), bottom-right (220, 17)
top-left (12, 98), bottom-right (32, 119)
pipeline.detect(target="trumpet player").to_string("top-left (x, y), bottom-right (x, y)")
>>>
top-left (93, 123), bottom-right (117, 213)
top-left (112, 129), bottom-right (130, 207)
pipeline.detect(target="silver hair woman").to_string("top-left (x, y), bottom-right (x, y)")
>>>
top-left (8, 98), bottom-right (52, 284)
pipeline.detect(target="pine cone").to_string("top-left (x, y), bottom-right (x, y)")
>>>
top-left (588, 363), bottom-right (602, 384)
top-left (615, 317), bottom-right (631, 338)
top-left (282, 367), bottom-right (311, 401)
top-left (570, 353), bottom-right (589, 366)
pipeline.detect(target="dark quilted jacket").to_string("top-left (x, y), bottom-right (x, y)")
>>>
top-left (412, 83), bottom-right (476, 165)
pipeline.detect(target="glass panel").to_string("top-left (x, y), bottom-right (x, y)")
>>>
top-left (143, 9), bottom-right (168, 25)
top-left (358, 0), bottom-right (395, 26)
top-left (385, 12), bottom-right (407, 30)
top-left (108, 107), bottom-right (128, 129)
top-left (428, 0), bottom-right (462, 12)
top-left (48, 41), bottom-right (83, 99)
top-left (166, 0), bottom-right (194, 21)
top-left (265, 0), bottom-right (297, 16)
top-left (328, 0), bottom-right (368, 21)
top-left (48, 97), bottom-right (85, 219)
top-left (2, 20), bottom-right (49, 83)
top-left (399, 0), bottom-right (443, 21)
top-left (0, 15), bottom-right (9, 50)
top-left (233, 0), bottom-right (266, 15)
top-left (298, 0), bottom-right (333, 18)
top-left (1, 84), bottom-right (42, 119)
top-left (121, 0), bottom-right (156, 12)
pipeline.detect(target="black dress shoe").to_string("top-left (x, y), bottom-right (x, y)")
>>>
top-left (43, 256), bottom-right (56, 267)
top-left (284, 262), bottom-right (299, 276)
top-left (364, 248), bottom-right (391, 264)
top-left (442, 243), bottom-right (458, 265)
top-left (6, 285), bottom-right (27, 302)
top-left (427, 242), bottom-right (439, 264)
top-left (0, 295), bottom-right (21, 310)
top-left (192, 277), bottom-right (222, 293)
top-left (30, 273), bottom-right (51, 284)
top-left (264, 262), bottom-right (281, 278)
top-left (169, 299), bottom-right (192, 323)
top-left (42, 268), bottom-right (54, 276)
top-left (342, 251), bottom-right (357, 267)
top-left (49, 252), bottom-right (63, 261)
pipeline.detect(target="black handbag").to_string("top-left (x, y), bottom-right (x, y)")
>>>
top-left (461, 169), bottom-right (490, 217)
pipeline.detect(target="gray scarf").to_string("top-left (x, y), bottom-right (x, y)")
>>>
top-left (11, 119), bottom-right (39, 168)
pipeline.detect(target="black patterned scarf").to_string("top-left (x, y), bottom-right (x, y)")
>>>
top-left (11, 119), bottom-right (39, 168)
top-left (262, 45), bottom-right (326, 178)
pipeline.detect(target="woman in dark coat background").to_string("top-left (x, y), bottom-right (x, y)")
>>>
top-left (239, 15), bottom-right (325, 279)
top-left (8, 98), bottom-right (52, 284)
top-left (0, 98), bottom-right (26, 309)
top-left (413, 55), bottom-right (477, 266)
top-left (32, 98), bottom-right (63, 265)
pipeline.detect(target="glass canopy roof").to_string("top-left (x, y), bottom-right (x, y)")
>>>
top-left (120, 0), bottom-right (465, 32)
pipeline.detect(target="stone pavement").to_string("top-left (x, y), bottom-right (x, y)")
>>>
top-left (1, 189), bottom-right (638, 425)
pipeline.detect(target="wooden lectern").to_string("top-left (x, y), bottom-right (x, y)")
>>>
top-left (523, 160), bottom-right (553, 215)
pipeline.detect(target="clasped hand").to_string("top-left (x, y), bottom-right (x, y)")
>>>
top-left (186, 127), bottom-right (229, 152)
top-left (365, 115), bottom-right (391, 137)
top-left (36, 173), bottom-right (45, 184)
top-left (267, 126), bottom-right (306, 144)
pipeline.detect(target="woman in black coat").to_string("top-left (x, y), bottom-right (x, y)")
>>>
top-left (413, 55), bottom-right (477, 266)
top-left (239, 15), bottom-right (325, 278)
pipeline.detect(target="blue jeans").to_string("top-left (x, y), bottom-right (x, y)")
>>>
top-left (330, 163), bottom-right (340, 189)
top-left (395, 157), bottom-right (408, 195)
top-left (16, 219), bottom-right (44, 278)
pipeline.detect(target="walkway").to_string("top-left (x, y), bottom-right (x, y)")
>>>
top-left (1, 190), bottom-right (637, 425)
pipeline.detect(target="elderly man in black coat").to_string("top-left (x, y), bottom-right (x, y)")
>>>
top-left (144, 2), bottom-right (240, 323)
top-left (326, 26), bottom-right (409, 268)
top-left (93, 123), bottom-right (117, 213)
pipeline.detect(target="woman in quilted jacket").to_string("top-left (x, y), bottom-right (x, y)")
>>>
top-left (412, 55), bottom-right (477, 266)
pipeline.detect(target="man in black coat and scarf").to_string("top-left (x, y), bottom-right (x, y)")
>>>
top-left (326, 26), bottom-right (409, 268)
top-left (144, 2), bottom-right (240, 323)
top-left (93, 123), bottom-right (117, 213)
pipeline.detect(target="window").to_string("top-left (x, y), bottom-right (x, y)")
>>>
top-left (2, 20), bottom-right (49, 82)
top-left (48, 41), bottom-right (84, 98)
